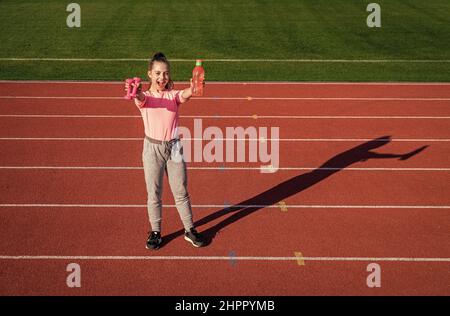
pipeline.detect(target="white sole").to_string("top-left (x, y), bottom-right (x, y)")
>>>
top-left (184, 236), bottom-right (201, 248)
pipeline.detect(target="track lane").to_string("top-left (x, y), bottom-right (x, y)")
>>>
top-left (0, 140), bottom-right (448, 168)
top-left (0, 206), bottom-right (448, 260)
top-left (0, 169), bottom-right (448, 206)
top-left (1, 117), bottom-right (449, 139)
top-left (2, 81), bottom-right (450, 98)
top-left (0, 259), bottom-right (448, 295)
top-left (1, 98), bottom-right (450, 117)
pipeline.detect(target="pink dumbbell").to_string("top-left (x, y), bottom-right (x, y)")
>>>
top-left (130, 77), bottom-right (141, 98)
top-left (124, 77), bottom-right (141, 99)
top-left (124, 78), bottom-right (133, 100)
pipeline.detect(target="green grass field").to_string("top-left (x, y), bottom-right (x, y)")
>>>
top-left (0, 0), bottom-right (449, 81)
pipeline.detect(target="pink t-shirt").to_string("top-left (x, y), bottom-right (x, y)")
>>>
top-left (135, 89), bottom-right (186, 141)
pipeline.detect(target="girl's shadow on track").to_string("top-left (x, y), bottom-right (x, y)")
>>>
top-left (161, 136), bottom-right (428, 248)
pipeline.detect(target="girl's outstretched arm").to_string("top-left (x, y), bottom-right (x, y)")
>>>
top-left (180, 79), bottom-right (194, 103)
top-left (180, 78), bottom-right (206, 103)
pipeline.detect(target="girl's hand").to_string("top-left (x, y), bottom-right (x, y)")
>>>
top-left (189, 77), bottom-right (206, 90)
top-left (185, 77), bottom-right (206, 100)
top-left (124, 80), bottom-right (142, 98)
top-left (132, 81), bottom-right (142, 97)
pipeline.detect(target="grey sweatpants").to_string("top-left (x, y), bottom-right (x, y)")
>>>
top-left (142, 137), bottom-right (194, 232)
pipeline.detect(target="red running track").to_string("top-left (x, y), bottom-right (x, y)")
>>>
top-left (0, 81), bottom-right (449, 295)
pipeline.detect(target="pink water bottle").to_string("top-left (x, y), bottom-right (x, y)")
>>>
top-left (192, 59), bottom-right (205, 96)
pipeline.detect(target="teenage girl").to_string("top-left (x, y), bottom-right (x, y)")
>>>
top-left (125, 52), bottom-right (205, 249)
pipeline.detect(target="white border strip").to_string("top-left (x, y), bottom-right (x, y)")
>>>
top-left (0, 255), bottom-right (448, 262)
top-left (0, 137), bottom-right (449, 142)
top-left (1, 114), bottom-right (450, 119)
top-left (1, 96), bottom-right (450, 101)
top-left (1, 58), bottom-right (450, 63)
top-left (0, 204), bottom-right (448, 209)
top-left (0, 166), bottom-right (449, 172)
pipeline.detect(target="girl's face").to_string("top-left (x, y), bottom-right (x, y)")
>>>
top-left (148, 61), bottom-right (170, 90)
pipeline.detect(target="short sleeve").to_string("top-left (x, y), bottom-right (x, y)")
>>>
top-left (175, 90), bottom-right (187, 105)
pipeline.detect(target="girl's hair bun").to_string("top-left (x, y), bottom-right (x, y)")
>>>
top-left (152, 52), bottom-right (167, 61)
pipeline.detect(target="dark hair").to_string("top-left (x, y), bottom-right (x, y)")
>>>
top-left (148, 52), bottom-right (174, 90)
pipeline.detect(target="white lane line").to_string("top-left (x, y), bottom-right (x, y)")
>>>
top-left (1, 58), bottom-right (450, 63)
top-left (0, 255), bottom-right (448, 262)
top-left (0, 204), bottom-right (449, 209)
top-left (0, 137), bottom-right (449, 142)
top-left (1, 96), bottom-right (450, 101)
top-left (1, 114), bottom-right (450, 119)
top-left (0, 166), bottom-right (449, 172)
top-left (1, 80), bottom-right (450, 85)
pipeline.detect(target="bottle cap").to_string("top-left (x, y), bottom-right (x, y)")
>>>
top-left (195, 59), bottom-right (203, 66)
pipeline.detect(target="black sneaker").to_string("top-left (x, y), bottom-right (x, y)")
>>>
top-left (146, 231), bottom-right (162, 250)
top-left (184, 228), bottom-right (206, 248)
